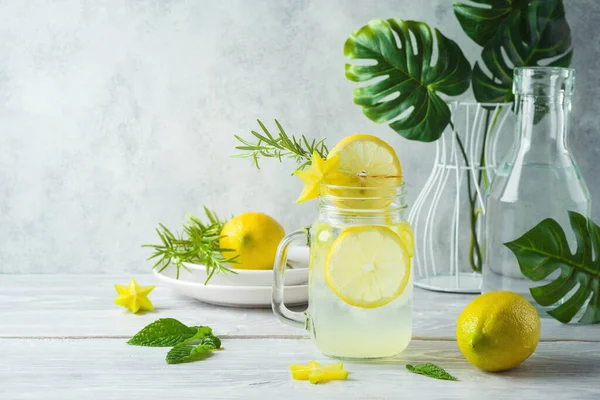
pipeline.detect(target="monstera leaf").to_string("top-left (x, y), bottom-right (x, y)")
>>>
top-left (453, 0), bottom-right (530, 47)
top-left (471, 0), bottom-right (572, 102)
top-left (344, 19), bottom-right (471, 143)
top-left (505, 212), bottom-right (600, 324)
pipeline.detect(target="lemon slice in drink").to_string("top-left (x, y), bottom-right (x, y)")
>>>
top-left (324, 226), bottom-right (410, 309)
top-left (395, 221), bottom-right (414, 257)
top-left (326, 134), bottom-right (402, 208)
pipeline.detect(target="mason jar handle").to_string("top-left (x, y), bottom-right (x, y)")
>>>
top-left (272, 229), bottom-right (307, 328)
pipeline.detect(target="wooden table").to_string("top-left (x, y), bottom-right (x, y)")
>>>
top-left (1, 274), bottom-right (599, 399)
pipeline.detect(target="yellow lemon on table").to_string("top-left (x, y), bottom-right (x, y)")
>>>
top-left (326, 134), bottom-right (403, 209)
top-left (456, 291), bottom-right (540, 372)
top-left (325, 226), bottom-right (410, 309)
top-left (219, 212), bottom-right (285, 270)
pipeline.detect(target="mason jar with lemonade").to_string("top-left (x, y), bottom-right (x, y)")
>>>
top-left (272, 134), bottom-right (414, 360)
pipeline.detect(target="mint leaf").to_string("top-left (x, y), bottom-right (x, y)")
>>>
top-left (406, 363), bottom-right (458, 381)
top-left (182, 326), bottom-right (213, 344)
top-left (127, 318), bottom-right (200, 347)
top-left (192, 326), bottom-right (213, 336)
top-left (200, 335), bottom-right (221, 349)
top-left (166, 343), bottom-right (213, 364)
top-left (127, 319), bottom-right (222, 364)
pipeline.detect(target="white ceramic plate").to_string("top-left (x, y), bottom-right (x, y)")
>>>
top-left (154, 268), bottom-right (308, 308)
top-left (180, 245), bottom-right (310, 287)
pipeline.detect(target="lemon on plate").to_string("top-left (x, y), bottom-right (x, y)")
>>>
top-left (219, 212), bottom-right (285, 270)
top-left (325, 134), bottom-right (403, 209)
top-left (456, 291), bottom-right (541, 372)
top-left (324, 226), bottom-right (410, 308)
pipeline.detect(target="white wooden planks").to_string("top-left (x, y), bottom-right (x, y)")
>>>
top-left (0, 274), bottom-right (598, 341)
top-left (1, 338), bottom-right (599, 400)
top-left (1, 274), bottom-right (599, 399)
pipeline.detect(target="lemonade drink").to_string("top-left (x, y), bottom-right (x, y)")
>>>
top-left (307, 213), bottom-right (413, 359)
top-left (272, 134), bottom-right (413, 360)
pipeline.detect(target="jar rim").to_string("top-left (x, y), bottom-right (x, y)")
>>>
top-left (320, 181), bottom-right (407, 193)
top-left (317, 182), bottom-right (408, 213)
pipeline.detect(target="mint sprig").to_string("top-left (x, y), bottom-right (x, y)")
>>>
top-left (182, 326), bottom-right (214, 345)
top-left (406, 363), bottom-right (458, 381)
top-left (127, 318), bottom-right (222, 364)
top-left (127, 318), bottom-right (212, 347)
top-left (166, 343), bottom-right (214, 364)
top-left (200, 335), bottom-right (221, 349)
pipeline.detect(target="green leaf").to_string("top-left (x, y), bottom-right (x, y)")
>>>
top-left (471, 0), bottom-right (572, 103)
top-left (144, 208), bottom-right (239, 283)
top-left (406, 363), bottom-right (458, 381)
top-left (200, 335), bottom-right (222, 349)
top-left (165, 343), bottom-right (213, 364)
top-left (505, 211), bottom-right (600, 324)
top-left (127, 318), bottom-right (203, 347)
top-left (453, 0), bottom-right (529, 47)
top-left (233, 119), bottom-right (328, 171)
top-left (344, 19), bottom-right (471, 142)
top-left (182, 326), bottom-right (213, 344)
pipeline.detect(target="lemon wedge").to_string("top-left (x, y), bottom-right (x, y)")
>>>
top-left (325, 226), bottom-right (410, 309)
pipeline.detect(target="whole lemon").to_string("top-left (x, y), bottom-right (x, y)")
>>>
top-left (456, 291), bottom-right (540, 372)
top-left (219, 212), bottom-right (285, 270)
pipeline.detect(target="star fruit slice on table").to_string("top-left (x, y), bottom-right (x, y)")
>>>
top-left (289, 361), bottom-right (348, 384)
top-left (294, 152), bottom-right (351, 203)
top-left (114, 277), bottom-right (156, 313)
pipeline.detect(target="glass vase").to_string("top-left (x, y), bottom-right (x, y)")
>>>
top-left (482, 67), bottom-right (591, 310)
top-left (409, 101), bottom-right (515, 293)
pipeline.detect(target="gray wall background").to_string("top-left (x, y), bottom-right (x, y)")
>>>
top-left (0, 0), bottom-right (598, 273)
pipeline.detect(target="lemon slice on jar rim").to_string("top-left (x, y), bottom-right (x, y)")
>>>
top-left (324, 226), bottom-right (410, 309)
top-left (328, 134), bottom-right (402, 185)
top-left (325, 134), bottom-right (403, 209)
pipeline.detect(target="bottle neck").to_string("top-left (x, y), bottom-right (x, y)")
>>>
top-left (514, 94), bottom-right (571, 161)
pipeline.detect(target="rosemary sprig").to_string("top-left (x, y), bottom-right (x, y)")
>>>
top-left (144, 207), bottom-right (239, 284)
top-left (234, 119), bottom-right (329, 171)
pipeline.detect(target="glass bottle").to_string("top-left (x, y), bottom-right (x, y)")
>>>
top-left (483, 67), bottom-right (591, 311)
top-left (272, 183), bottom-right (412, 360)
